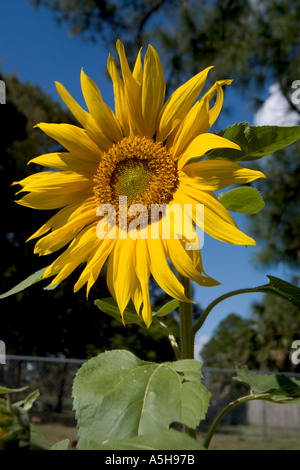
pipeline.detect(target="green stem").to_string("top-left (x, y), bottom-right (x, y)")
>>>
top-left (178, 273), bottom-right (197, 440)
top-left (153, 318), bottom-right (181, 361)
top-left (203, 393), bottom-right (272, 449)
top-left (178, 273), bottom-right (194, 360)
top-left (192, 287), bottom-right (261, 337)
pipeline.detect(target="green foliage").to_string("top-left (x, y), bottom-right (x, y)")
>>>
top-left (155, 299), bottom-right (180, 317)
top-left (207, 123), bottom-right (300, 162)
top-left (72, 350), bottom-right (210, 450)
top-left (94, 297), bottom-right (179, 323)
top-left (89, 430), bottom-right (205, 450)
top-left (0, 386), bottom-right (39, 450)
top-left (201, 284), bottom-right (300, 373)
top-left (257, 276), bottom-right (300, 309)
top-left (0, 385), bottom-right (69, 450)
top-left (201, 314), bottom-right (257, 369)
top-left (30, 0), bottom-right (300, 102)
top-left (203, 364), bottom-right (300, 448)
top-left (219, 187), bottom-right (264, 214)
top-left (95, 297), bottom-right (143, 324)
top-left (248, 147), bottom-right (300, 268)
top-left (234, 364), bottom-right (300, 404)
top-left (0, 267), bottom-right (50, 299)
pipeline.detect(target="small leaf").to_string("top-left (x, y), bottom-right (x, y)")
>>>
top-left (0, 267), bottom-right (50, 299)
top-left (94, 297), bottom-right (142, 324)
top-left (234, 364), bottom-right (300, 404)
top-left (0, 385), bottom-right (28, 395)
top-left (15, 390), bottom-right (40, 412)
top-left (259, 276), bottom-right (300, 310)
top-left (155, 299), bottom-right (179, 317)
top-left (219, 187), bottom-right (265, 214)
top-left (90, 430), bottom-right (205, 450)
top-left (206, 123), bottom-right (300, 162)
top-left (50, 439), bottom-right (70, 450)
top-left (29, 424), bottom-right (51, 450)
top-left (72, 350), bottom-right (210, 450)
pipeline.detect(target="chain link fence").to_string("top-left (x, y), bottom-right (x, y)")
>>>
top-left (1, 355), bottom-right (300, 436)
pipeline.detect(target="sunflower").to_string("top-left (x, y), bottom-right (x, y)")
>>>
top-left (14, 41), bottom-right (264, 327)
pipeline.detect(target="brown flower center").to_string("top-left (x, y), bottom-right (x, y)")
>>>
top-left (93, 136), bottom-right (178, 229)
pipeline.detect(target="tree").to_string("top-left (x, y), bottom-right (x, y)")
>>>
top-left (250, 296), bottom-right (300, 372)
top-left (248, 146), bottom-right (300, 271)
top-left (201, 298), bottom-right (300, 373)
top-left (201, 314), bottom-right (258, 370)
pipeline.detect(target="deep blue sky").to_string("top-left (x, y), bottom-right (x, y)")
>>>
top-left (1, 1), bottom-right (289, 355)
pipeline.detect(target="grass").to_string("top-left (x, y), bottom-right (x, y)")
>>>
top-left (35, 423), bottom-right (300, 450)
top-left (200, 425), bottom-right (300, 450)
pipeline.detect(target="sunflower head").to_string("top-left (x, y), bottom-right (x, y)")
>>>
top-left (14, 40), bottom-right (265, 327)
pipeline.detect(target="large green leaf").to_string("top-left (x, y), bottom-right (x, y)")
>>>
top-left (90, 430), bottom-right (205, 450)
top-left (205, 122), bottom-right (300, 162)
top-left (72, 350), bottom-right (210, 450)
top-left (234, 364), bottom-right (300, 404)
top-left (219, 187), bottom-right (265, 214)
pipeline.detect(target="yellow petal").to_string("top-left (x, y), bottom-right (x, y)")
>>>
top-left (106, 238), bottom-right (138, 322)
top-left (44, 224), bottom-right (97, 284)
top-left (74, 236), bottom-right (116, 296)
top-left (107, 54), bottom-right (130, 136)
top-left (146, 236), bottom-right (192, 303)
top-left (26, 199), bottom-right (94, 241)
top-left (34, 201), bottom-right (97, 255)
top-left (157, 66), bottom-right (213, 142)
top-left (202, 79), bottom-right (232, 129)
top-left (180, 160), bottom-right (266, 190)
top-left (170, 98), bottom-right (210, 158)
top-left (80, 69), bottom-right (123, 142)
top-left (14, 171), bottom-right (92, 210)
top-left (132, 48), bottom-right (143, 85)
top-left (55, 82), bottom-right (113, 150)
top-left (116, 40), bottom-right (144, 136)
top-left (135, 238), bottom-right (152, 327)
top-left (28, 152), bottom-right (98, 175)
top-left (165, 238), bottom-right (219, 287)
top-left (177, 133), bottom-right (241, 170)
top-left (174, 187), bottom-right (256, 246)
top-left (34, 122), bottom-right (105, 158)
top-left (142, 45), bottom-right (166, 139)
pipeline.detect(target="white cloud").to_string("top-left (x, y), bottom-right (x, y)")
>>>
top-left (0, 80), bottom-right (5, 104)
top-left (194, 334), bottom-right (210, 361)
top-left (254, 82), bottom-right (300, 127)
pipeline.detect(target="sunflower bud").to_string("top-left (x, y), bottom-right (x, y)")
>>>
top-left (0, 396), bottom-right (30, 450)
